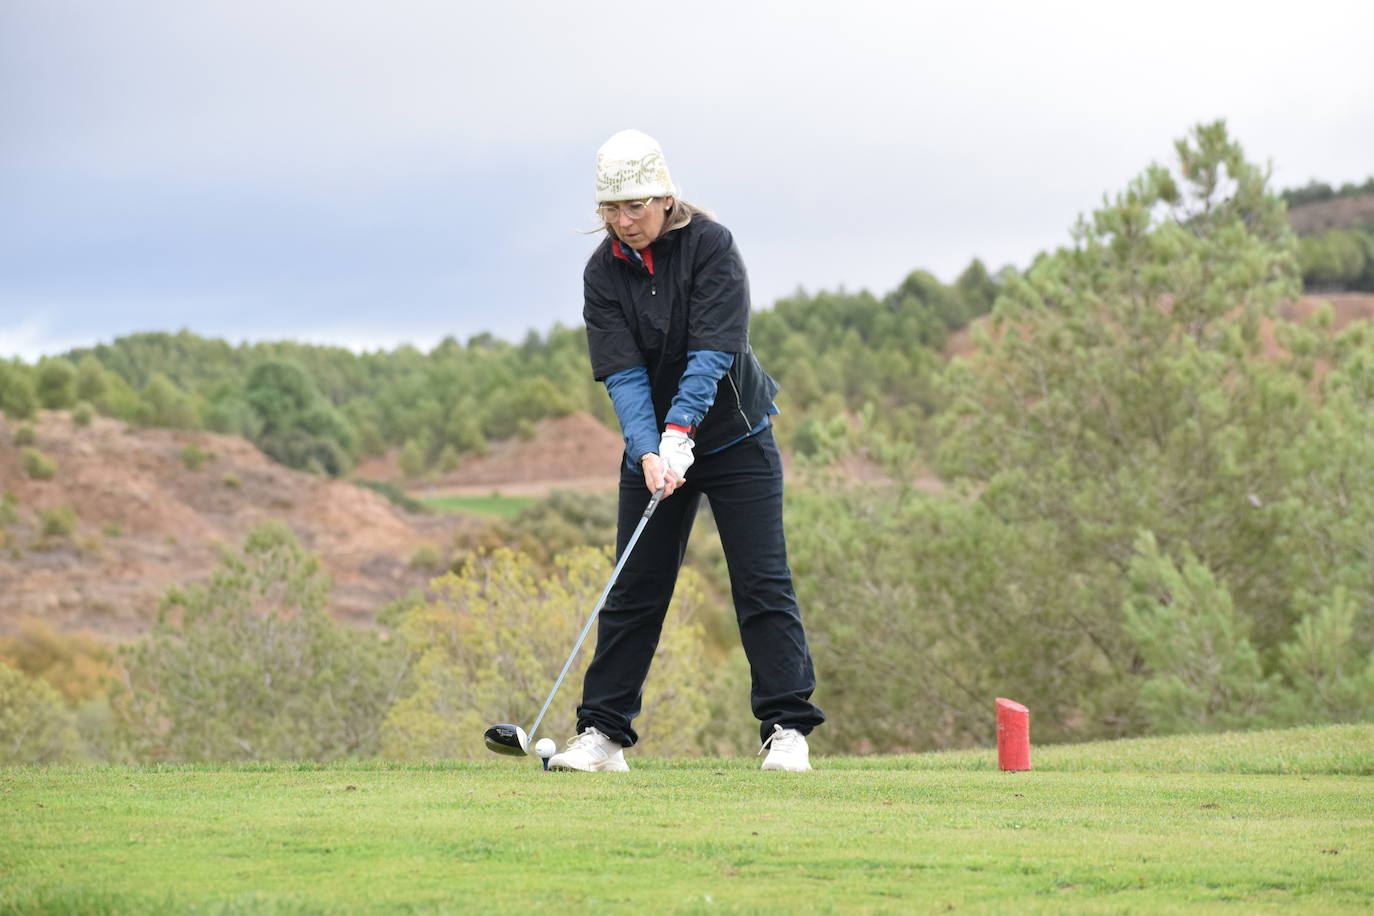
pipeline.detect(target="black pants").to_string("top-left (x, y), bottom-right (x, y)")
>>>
top-left (576, 425), bottom-right (824, 747)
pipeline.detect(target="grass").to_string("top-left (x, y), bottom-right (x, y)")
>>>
top-left (1, 724), bottom-right (1371, 913)
top-left (418, 493), bottom-right (535, 519)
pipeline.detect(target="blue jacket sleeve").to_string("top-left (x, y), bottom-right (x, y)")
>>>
top-left (604, 366), bottom-right (659, 470)
top-left (666, 350), bottom-right (734, 431)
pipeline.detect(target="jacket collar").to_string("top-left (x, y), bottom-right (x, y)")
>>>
top-left (611, 238), bottom-right (654, 275)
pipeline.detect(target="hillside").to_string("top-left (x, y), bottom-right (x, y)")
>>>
top-left (1288, 192), bottom-right (1374, 234)
top-left (0, 412), bottom-right (465, 637)
top-left (355, 412), bottom-right (625, 497)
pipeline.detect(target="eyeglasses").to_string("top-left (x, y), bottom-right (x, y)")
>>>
top-left (595, 198), bottom-right (658, 222)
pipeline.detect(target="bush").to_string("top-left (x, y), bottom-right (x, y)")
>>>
top-left (398, 439), bottom-right (426, 478)
top-left (72, 403), bottom-right (94, 427)
top-left (180, 442), bottom-right (209, 471)
top-left (222, 473), bottom-right (241, 489)
top-left (0, 664), bottom-right (82, 764)
top-left (138, 374), bottom-right (200, 429)
top-left (22, 448), bottom-right (56, 481)
top-left (408, 543), bottom-right (444, 571)
top-left (0, 492), bottom-right (18, 526)
top-left (36, 358), bottom-right (78, 410)
top-left (38, 504), bottom-right (77, 539)
top-left (353, 479), bottom-right (426, 514)
top-left (0, 362), bottom-right (38, 420)
top-left (0, 618), bottom-right (120, 707)
top-left (382, 548), bottom-right (715, 759)
top-left (12, 424), bottom-right (36, 446)
top-left (116, 522), bottom-right (408, 762)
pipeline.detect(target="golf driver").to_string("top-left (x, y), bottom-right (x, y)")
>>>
top-left (483, 487), bottom-right (664, 757)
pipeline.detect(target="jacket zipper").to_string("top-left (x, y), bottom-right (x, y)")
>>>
top-left (726, 371), bottom-right (750, 432)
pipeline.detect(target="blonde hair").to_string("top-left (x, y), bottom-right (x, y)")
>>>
top-left (581, 197), bottom-right (715, 239)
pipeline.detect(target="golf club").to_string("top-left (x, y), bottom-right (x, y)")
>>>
top-left (483, 487), bottom-right (665, 757)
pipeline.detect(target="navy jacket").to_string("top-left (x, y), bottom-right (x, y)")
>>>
top-left (583, 217), bottom-right (780, 455)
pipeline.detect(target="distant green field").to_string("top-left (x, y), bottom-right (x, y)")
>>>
top-left (418, 493), bottom-right (535, 519)
top-left (3, 725), bottom-right (1371, 913)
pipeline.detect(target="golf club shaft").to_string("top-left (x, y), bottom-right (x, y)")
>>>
top-left (526, 487), bottom-right (665, 740)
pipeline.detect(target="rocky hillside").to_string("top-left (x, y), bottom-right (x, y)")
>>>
top-left (1288, 193), bottom-right (1374, 234)
top-left (0, 413), bottom-right (465, 638)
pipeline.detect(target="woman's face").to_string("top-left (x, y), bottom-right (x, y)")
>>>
top-left (606, 197), bottom-right (672, 250)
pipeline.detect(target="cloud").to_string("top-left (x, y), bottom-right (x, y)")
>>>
top-left (3, 1), bottom-right (1372, 360)
top-left (0, 315), bottom-right (94, 363)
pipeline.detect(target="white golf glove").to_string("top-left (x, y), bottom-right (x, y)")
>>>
top-left (658, 428), bottom-right (695, 482)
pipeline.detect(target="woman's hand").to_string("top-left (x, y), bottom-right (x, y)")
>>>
top-left (640, 453), bottom-right (682, 498)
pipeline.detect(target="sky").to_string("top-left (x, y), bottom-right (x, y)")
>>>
top-left (3, 0), bottom-right (1373, 361)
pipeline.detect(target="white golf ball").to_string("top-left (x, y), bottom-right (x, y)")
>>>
top-left (534, 737), bottom-right (557, 758)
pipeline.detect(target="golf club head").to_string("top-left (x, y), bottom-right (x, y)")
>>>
top-left (483, 723), bottom-right (529, 756)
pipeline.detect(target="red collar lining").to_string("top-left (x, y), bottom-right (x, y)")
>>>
top-left (611, 239), bottom-right (654, 275)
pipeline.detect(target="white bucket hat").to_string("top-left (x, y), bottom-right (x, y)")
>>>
top-left (595, 129), bottom-right (676, 202)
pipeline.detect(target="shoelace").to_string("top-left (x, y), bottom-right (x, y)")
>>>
top-left (757, 724), bottom-right (801, 756)
top-left (566, 728), bottom-right (607, 751)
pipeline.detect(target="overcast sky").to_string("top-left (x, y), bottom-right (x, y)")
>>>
top-left (3, 0), bottom-right (1372, 361)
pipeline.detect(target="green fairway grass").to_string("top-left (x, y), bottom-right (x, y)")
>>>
top-left (3, 725), bottom-right (1370, 913)
top-left (417, 493), bottom-right (535, 519)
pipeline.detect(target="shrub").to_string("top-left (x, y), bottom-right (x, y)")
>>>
top-left (116, 522), bottom-right (408, 762)
top-left (12, 424), bottom-right (36, 446)
top-left (354, 479), bottom-right (426, 514)
top-left (0, 491), bottom-right (18, 526)
top-left (36, 358), bottom-right (78, 410)
top-left (0, 618), bottom-right (120, 707)
top-left (0, 664), bottom-right (82, 764)
top-left (72, 403), bottom-right (94, 427)
top-left (22, 448), bottom-right (56, 480)
top-left (398, 439), bottom-right (426, 478)
top-left (0, 363), bottom-right (38, 420)
top-left (382, 548), bottom-right (713, 759)
top-left (408, 543), bottom-right (444, 571)
top-left (38, 504), bottom-right (77, 539)
top-left (222, 472), bottom-right (241, 489)
top-left (180, 442), bottom-right (209, 471)
top-left (101, 521), bottom-right (123, 538)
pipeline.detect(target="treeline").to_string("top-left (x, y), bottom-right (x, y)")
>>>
top-left (754, 261), bottom-right (1000, 452)
top-left (0, 260), bottom-right (1001, 477)
top-left (1279, 175), bottom-right (1374, 292)
top-left (1296, 228), bottom-right (1374, 291)
top-left (1281, 176), bottom-right (1374, 209)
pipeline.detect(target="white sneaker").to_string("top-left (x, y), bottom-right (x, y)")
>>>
top-left (547, 727), bottom-right (630, 772)
top-left (759, 724), bottom-right (812, 771)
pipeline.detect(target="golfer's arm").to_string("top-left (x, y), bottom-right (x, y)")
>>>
top-left (603, 366), bottom-right (659, 470)
top-left (665, 350), bottom-right (733, 432)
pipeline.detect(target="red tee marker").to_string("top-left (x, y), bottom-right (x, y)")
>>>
top-left (996, 698), bottom-right (1031, 771)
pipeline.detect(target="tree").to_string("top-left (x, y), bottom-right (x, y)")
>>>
top-left (381, 548), bottom-right (713, 759)
top-left (0, 664), bottom-right (82, 764)
top-left (954, 258), bottom-right (999, 318)
top-left (0, 361), bottom-right (38, 420)
top-left (789, 123), bottom-right (1364, 748)
top-left (244, 361), bottom-right (355, 476)
top-left (139, 374), bottom-right (200, 429)
top-left (75, 355), bottom-right (109, 404)
top-left (115, 522), bottom-right (408, 761)
top-left (35, 358), bottom-right (78, 410)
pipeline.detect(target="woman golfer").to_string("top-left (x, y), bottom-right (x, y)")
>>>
top-left (548, 129), bottom-right (824, 772)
